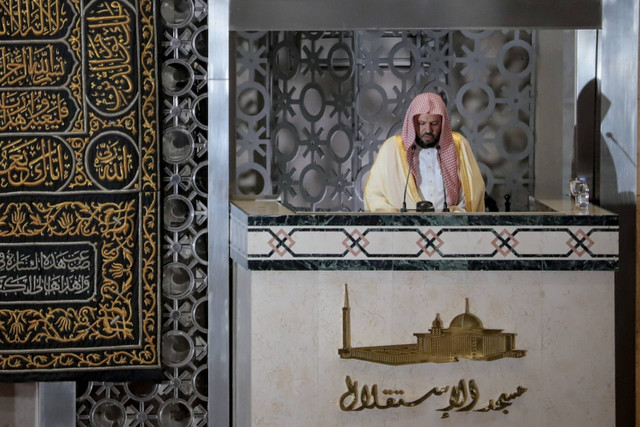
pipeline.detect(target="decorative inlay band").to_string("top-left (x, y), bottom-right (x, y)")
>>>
top-left (231, 204), bottom-right (619, 271)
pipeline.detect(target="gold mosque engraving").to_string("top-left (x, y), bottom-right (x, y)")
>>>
top-left (339, 284), bottom-right (526, 365)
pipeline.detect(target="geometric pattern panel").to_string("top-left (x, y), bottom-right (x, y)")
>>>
top-left (0, 0), bottom-right (159, 381)
top-left (76, 0), bottom-right (209, 424)
top-left (231, 203), bottom-right (618, 271)
top-left (235, 30), bottom-right (536, 212)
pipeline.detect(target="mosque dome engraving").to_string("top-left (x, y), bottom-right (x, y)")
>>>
top-left (449, 298), bottom-right (483, 330)
top-left (449, 313), bottom-right (483, 330)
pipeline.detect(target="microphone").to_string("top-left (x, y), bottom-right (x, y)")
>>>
top-left (401, 144), bottom-right (417, 213)
top-left (436, 145), bottom-right (448, 212)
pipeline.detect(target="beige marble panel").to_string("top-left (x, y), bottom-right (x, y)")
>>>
top-left (243, 269), bottom-right (614, 426)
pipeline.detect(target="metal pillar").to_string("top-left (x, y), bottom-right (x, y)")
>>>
top-left (208, 0), bottom-right (231, 425)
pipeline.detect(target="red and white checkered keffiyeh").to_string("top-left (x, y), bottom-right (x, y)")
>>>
top-left (401, 93), bottom-right (460, 207)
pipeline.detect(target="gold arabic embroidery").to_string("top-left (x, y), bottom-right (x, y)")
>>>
top-left (0, 0), bottom-right (158, 372)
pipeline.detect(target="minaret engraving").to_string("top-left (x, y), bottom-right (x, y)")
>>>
top-left (339, 283), bottom-right (351, 356)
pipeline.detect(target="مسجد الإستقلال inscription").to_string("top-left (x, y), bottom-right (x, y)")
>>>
top-left (339, 375), bottom-right (528, 416)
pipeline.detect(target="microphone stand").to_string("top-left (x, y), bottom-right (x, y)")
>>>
top-left (436, 145), bottom-right (448, 212)
top-left (401, 144), bottom-right (417, 213)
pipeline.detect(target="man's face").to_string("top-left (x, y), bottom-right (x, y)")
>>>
top-left (415, 113), bottom-right (442, 148)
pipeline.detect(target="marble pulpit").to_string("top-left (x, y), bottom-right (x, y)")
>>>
top-left (230, 200), bottom-right (618, 426)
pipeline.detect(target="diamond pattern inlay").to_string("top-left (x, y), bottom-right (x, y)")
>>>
top-left (491, 229), bottom-right (519, 256)
top-left (342, 230), bottom-right (370, 256)
top-left (418, 230), bottom-right (444, 257)
top-left (566, 229), bottom-right (594, 257)
top-left (268, 229), bottom-right (296, 256)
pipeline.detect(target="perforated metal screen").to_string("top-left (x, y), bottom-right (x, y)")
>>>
top-left (76, 0), bottom-right (210, 425)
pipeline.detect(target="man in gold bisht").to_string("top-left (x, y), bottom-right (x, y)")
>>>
top-left (364, 93), bottom-right (486, 212)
